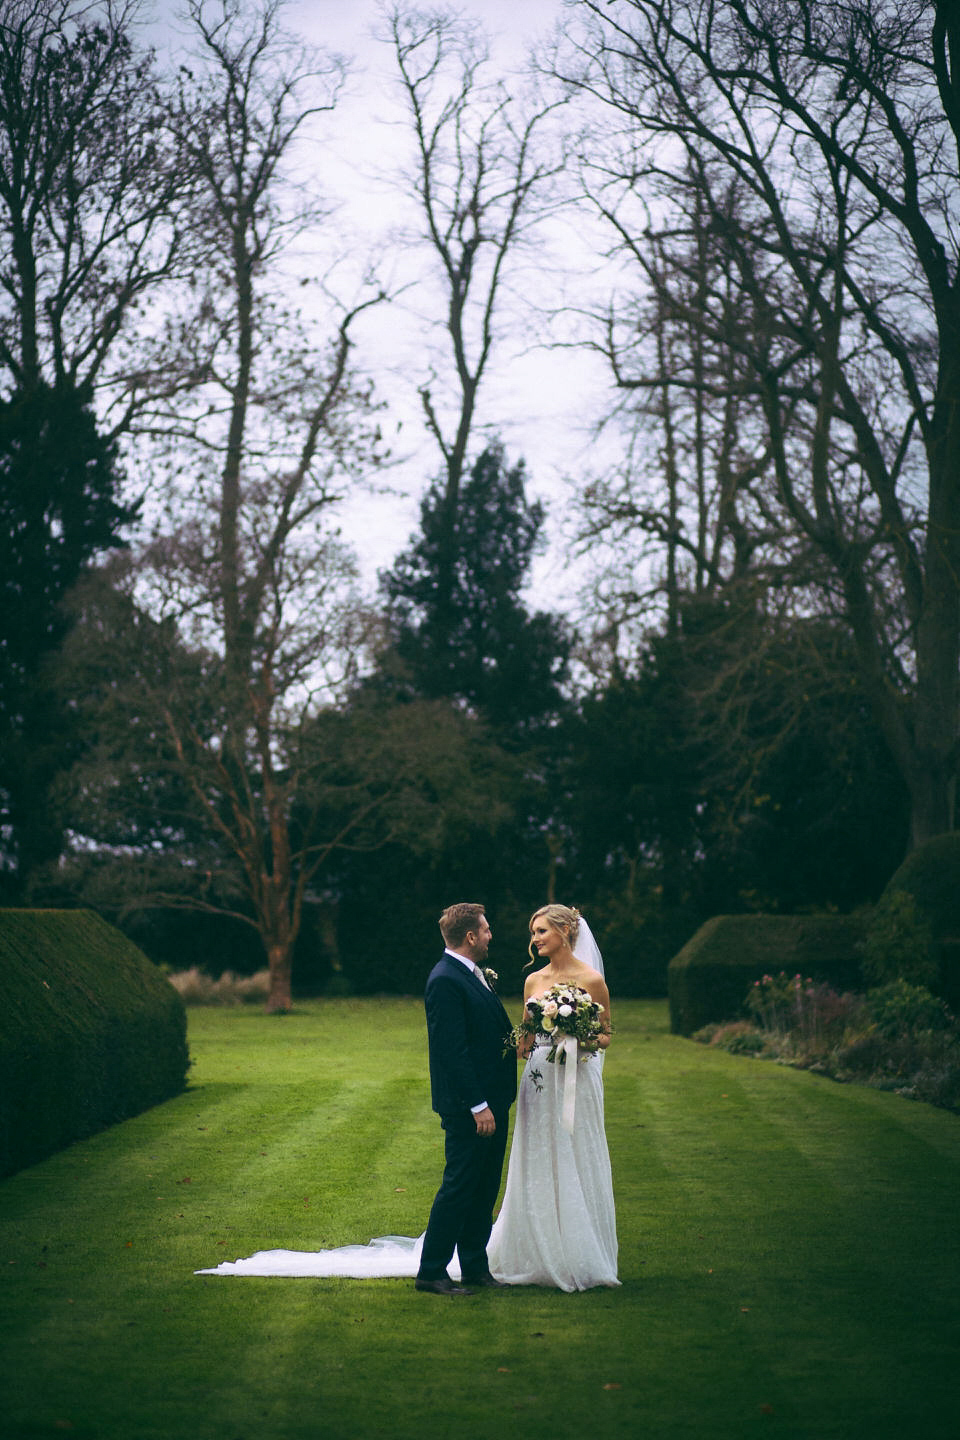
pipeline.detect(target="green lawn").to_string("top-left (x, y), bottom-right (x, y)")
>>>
top-left (1, 997), bottom-right (958, 1440)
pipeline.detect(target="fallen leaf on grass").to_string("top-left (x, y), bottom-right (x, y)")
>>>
top-left (602, 1383), bottom-right (622, 1391)
top-left (177, 1176), bottom-right (192, 1185)
top-left (760, 1404), bottom-right (775, 1415)
top-left (497, 1367), bottom-right (511, 1373)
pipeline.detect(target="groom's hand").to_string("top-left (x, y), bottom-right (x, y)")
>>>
top-left (473, 1105), bottom-right (496, 1136)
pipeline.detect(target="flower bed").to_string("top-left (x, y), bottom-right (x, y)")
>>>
top-left (693, 971), bottom-right (960, 1111)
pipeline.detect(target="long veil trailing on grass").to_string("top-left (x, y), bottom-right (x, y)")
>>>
top-left (196, 1233), bottom-right (434, 1279)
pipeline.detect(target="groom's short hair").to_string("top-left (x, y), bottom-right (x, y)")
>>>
top-left (439, 902), bottom-right (486, 948)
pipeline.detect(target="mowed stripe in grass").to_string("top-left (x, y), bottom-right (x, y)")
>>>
top-left (1, 998), bottom-right (958, 1440)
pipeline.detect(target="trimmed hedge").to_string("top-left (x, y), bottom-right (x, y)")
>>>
top-left (0, 909), bottom-right (189, 1179)
top-left (668, 913), bottom-right (866, 1036)
top-left (882, 834), bottom-right (960, 1010)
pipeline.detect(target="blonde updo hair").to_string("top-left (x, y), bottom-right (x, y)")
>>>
top-left (527, 904), bottom-right (580, 964)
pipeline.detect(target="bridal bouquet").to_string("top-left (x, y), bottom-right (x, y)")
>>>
top-left (508, 983), bottom-right (605, 1066)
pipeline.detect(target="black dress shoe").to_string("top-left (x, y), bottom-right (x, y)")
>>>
top-left (414, 1276), bottom-right (475, 1295)
top-left (461, 1273), bottom-right (508, 1288)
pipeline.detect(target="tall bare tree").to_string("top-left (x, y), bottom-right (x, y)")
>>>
top-left (0, 0), bottom-right (186, 415)
top-left (126, 0), bottom-right (392, 1009)
top-left (573, 163), bottom-right (784, 649)
top-left (553, 0), bottom-right (960, 847)
top-left (385, 5), bottom-right (567, 625)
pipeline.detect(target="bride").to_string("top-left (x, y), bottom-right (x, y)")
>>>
top-left (197, 905), bottom-right (619, 1292)
top-left (486, 904), bottom-right (619, 1291)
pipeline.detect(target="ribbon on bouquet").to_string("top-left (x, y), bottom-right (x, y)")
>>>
top-left (556, 1035), bottom-right (579, 1134)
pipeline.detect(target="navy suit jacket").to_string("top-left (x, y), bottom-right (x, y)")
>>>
top-left (424, 954), bottom-right (518, 1117)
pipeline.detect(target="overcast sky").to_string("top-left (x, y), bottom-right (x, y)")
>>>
top-left (143, 0), bottom-right (614, 609)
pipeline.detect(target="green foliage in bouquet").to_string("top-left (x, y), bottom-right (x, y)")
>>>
top-left (507, 982), bottom-right (606, 1072)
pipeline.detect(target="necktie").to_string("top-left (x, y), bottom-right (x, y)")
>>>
top-left (473, 964), bottom-right (490, 989)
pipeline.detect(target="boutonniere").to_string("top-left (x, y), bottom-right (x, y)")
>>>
top-left (482, 967), bottom-right (499, 991)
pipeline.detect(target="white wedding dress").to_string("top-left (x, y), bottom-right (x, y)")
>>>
top-left (197, 920), bottom-right (618, 1291)
top-left (485, 1043), bottom-right (618, 1291)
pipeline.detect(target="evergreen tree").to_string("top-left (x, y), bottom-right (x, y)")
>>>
top-left (379, 443), bottom-right (572, 739)
top-left (0, 381), bottom-right (134, 888)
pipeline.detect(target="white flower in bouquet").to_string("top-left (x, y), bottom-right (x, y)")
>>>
top-left (507, 982), bottom-right (606, 1088)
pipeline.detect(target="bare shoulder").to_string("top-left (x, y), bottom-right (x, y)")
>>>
top-left (579, 967), bottom-right (611, 1009)
top-left (523, 966), bottom-right (551, 1001)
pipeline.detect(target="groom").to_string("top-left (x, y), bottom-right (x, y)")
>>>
top-left (415, 902), bottom-right (517, 1295)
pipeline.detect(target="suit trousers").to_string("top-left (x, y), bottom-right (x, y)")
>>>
top-left (417, 1108), bottom-right (509, 1281)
